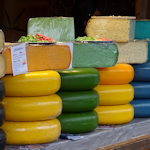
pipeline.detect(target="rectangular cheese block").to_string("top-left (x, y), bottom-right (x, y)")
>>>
top-left (2, 44), bottom-right (71, 74)
top-left (135, 20), bottom-right (150, 40)
top-left (72, 42), bottom-right (118, 68)
top-left (116, 41), bottom-right (148, 64)
top-left (27, 17), bottom-right (75, 42)
top-left (85, 16), bottom-right (135, 42)
top-left (0, 54), bottom-right (6, 78)
top-left (0, 30), bottom-right (5, 52)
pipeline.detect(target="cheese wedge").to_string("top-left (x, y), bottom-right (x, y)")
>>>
top-left (2, 44), bottom-right (71, 74)
top-left (0, 54), bottom-right (6, 78)
top-left (0, 30), bottom-right (4, 52)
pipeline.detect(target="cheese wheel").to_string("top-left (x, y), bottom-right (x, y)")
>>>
top-left (1, 94), bottom-right (62, 121)
top-left (57, 90), bottom-right (99, 113)
top-left (94, 104), bottom-right (134, 125)
top-left (1, 119), bottom-right (61, 145)
top-left (57, 111), bottom-right (98, 134)
top-left (97, 64), bottom-right (134, 85)
top-left (1, 70), bottom-right (60, 97)
top-left (57, 68), bottom-right (100, 91)
top-left (132, 61), bottom-right (150, 81)
top-left (0, 80), bottom-right (5, 102)
top-left (130, 99), bottom-right (150, 117)
top-left (0, 30), bottom-right (4, 52)
top-left (0, 129), bottom-right (6, 150)
top-left (94, 84), bottom-right (134, 106)
top-left (0, 105), bottom-right (5, 127)
top-left (2, 44), bottom-right (71, 74)
top-left (0, 55), bottom-right (6, 79)
top-left (130, 82), bottom-right (150, 99)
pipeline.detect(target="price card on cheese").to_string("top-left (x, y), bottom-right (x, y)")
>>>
top-left (11, 44), bottom-right (28, 76)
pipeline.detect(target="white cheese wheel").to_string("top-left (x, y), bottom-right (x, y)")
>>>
top-left (0, 54), bottom-right (6, 78)
top-left (0, 30), bottom-right (5, 52)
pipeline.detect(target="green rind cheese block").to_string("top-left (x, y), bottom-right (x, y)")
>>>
top-left (0, 80), bottom-right (5, 102)
top-left (27, 17), bottom-right (75, 42)
top-left (57, 111), bottom-right (98, 134)
top-left (57, 90), bottom-right (99, 113)
top-left (72, 42), bottom-right (118, 68)
top-left (56, 68), bottom-right (100, 91)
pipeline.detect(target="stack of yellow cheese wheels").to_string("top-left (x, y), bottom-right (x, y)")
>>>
top-left (95, 64), bottom-right (134, 125)
top-left (0, 70), bottom-right (62, 145)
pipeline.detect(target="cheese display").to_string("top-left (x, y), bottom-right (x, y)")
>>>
top-left (130, 82), bottom-right (150, 99)
top-left (0, 80), bottom-right (5, 102)
top-left (57, 68), bottom-right (100, 91)
top-left (130, 99), bottom-right (150, 117)
top-left (85, 16), bottom-right (135, 42)
top-left (0, 129), bottom-right (6, 150)
top-left (27, 17), bottom-right (75, 42)
top-left (97, 64), bottom-right (134, 85)
top-left (1, 70), bottom-right (61, 96)
top-left (1, 94), bottom-right (62, 121)
top-left (1, 119), bottom-right (61, 145)
top-left (0, 55), bottom-right (6, 78)
top-left (116, 41), bottom-right (148, 64)
top-left (0, 105), bottom-right (5, 127)
top-left (0, 30), bottom-right (4, 52)
top-left (2, 44), bottom-right (71, 74)
top-left (94, 84), bottom-right (134, 106)
top-left (94, 104), bottom-right (134, 125)
top-left (57, 111), bottom-right (98, 134)
top-left (57, 90), bottom-right (99, 113)
top-left (72, 42), bottom-right (118, 68)
top-left (132, 61), bottom-right (150, 81)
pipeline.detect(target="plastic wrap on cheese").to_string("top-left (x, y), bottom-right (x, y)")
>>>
top-left (27, 17), bottom-right (75, 42)
top-left (0, 30), bottom-right (5, 52)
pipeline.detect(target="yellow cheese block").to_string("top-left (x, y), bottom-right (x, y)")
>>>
top-left (2, 44), bottom-right (71, 74)
top-left (94, 84), bottom-right (134, 105)
top-left (1, 94), bottom-right (62, 121)
top-left (97, 64), bottom-right (134, 85)
top-left (1, 119), bottom-right (61, 145)
top-left (0, 54), bottom-right (6, 78)
top-left (1, 70), bottom-right (61, 96)
top-left (94, 104), bottom-right (134, 125)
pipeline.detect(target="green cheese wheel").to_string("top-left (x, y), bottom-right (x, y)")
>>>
top-left (0, 80), bottom-right (5, 102)
top-left (57, 90), bottom-right (99, 113)
top-left (57, 111), bottom-right (98, 134)
top-left (57, 68), bottom-right (100, 91)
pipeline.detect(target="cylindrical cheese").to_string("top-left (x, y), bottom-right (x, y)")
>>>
top-left (0, 55), bottom-right (6, 78)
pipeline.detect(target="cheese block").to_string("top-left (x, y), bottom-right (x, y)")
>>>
top-left (57, 68), bottom-right (100, 91)
top-left (57, 111), bottom-right (98, 134)
top-left (1, 94), bottom-right (62, 121)
top-left (0, 129), bottom-right (6, 150)
top-left (0, 30), bottom-right (4, 52)
top-left (132, 61), bottom-right (150, 81)
top-left (130, 99), bottom-right (150, 117)
top-left (116, 41), bottom-right (148, 64)
top-left (97, 64), bottom-right (134, 85)
top-left (0, 54), bottom-right (6, 78)
top-left (1, 70), bottom-right (60, 97)
top-left (94, 104), bottom-right (134, 125)
top-left (0, 105), bottom-right (5, 127)
top-left (2, 44), bottom-right (71, 74)
top-left (57, 90), bottom-right (99, 113)
top-left (94, 84), bottom-right (134, 106)
top-left (27, 17), bottom-right (75, 42)
top-left (72, 42), bottom-right (118, 68)
top-left (1, 119), bottom-right (61, 145)
top-left (0, 80), bottom-right (5, 102)
top-left (130, 82), bottom-right (150, 99)
top-left (85, 16), bottom-right (135, 42)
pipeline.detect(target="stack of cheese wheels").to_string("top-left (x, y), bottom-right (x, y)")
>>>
top-left (0, 70), bottom-right (62, 145)
top-left (56, 68), bottom-right (100, 134)
top-left (130, 61), bottom-right (150, 117)
top-left (95, 64), bottom-right (134, 125)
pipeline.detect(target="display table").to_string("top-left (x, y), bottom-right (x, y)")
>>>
top-left (5, 118), bottom-right (150, 150)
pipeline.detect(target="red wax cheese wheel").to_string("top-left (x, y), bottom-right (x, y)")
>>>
top-left (96, 64), bottom-right (134, 85)
top-left (2, 44), bottom-right (71, 74)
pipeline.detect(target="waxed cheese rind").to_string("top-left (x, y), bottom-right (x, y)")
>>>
top-left (0, 30), bottom-right (5, 52)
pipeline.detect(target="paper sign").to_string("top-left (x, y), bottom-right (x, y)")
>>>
top-left (11, 44), bottom-right (28, 76)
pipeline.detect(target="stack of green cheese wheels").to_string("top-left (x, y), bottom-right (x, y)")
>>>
top-left (57, 68), bottom-right (100, 134)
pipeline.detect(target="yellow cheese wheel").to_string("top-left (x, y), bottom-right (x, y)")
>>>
top-left (94, 84), bottom-right (134, 105)
top-left (96, 64), bottom-right (134, 85)
top-left (94, 104), bottom-right (134, 125)
top-left (1, 94), bottom-right (62, 121)
top-left (1, 119), bottom-right (61, 145)
top-left (1, 70), bottom-right (61, 96)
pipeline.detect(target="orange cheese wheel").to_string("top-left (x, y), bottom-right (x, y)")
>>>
top-left (2, 44), bottom-right (71, 74)
top-left (96, 64), bottom-right (134, 85)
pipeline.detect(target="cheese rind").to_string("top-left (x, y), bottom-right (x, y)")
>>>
top-left (0, 54), bottom-right (6, 78)
top-left (0, 30), bottom-right (4, 52)
top-left (116, 41), bottom-right (148, 64)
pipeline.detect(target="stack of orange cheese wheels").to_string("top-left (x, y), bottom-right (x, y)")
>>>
top-left (0, 70), bottom-right (62, 145)
top-left (95, 64), bottom-right (135, 125)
